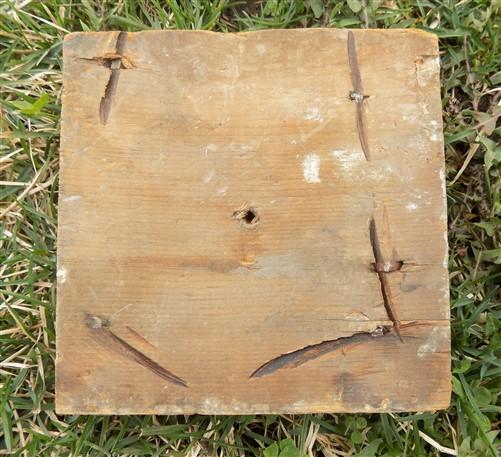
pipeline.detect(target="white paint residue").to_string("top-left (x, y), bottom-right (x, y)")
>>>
top-left (330, 149), bottom-right (362, 170)
top-left (439, 168), bottom-right (446, 187)
top-left (57, 268), bottom-right (67, 284)
top-left (344, 312), bottom-right (369, 321)
top-left (302, 154), bottom-right (321, 184)
top-left (417, 326), bottom-right (448, 358)
top-left (402, 113), bottom-right (417, 122)
top-left (367, 164), bottom-right (401, 183)
top-left (416, 55), bottom-right (440, 87)
top-left (202, 397), bottom-right (222, 412)
top-left (443, 231), bottom-right (449, 268)
top-left (229, 399), bottom-right (245, 413)
top-left (380, 399), bottom-right (391, 410)
top-left (304, 97), bottom-right (323, 122)
top-left (63, 195), bottom-right (81, 203)
top-left (256, 44), bottom-right (266, 55)
top-left (227, 63), bottom-right (240, 79)
top-left (429, 120), bottom-right (442, 142)
top-left (192, 58), bottom-right (208, 80)
top-left (413, 190), bottom-right (432, 206)
top-left (332, 387), bottom-right (344, 401)
top-left (289, 400), bottom-right (309, 411)
top-left (366, 169), bottom-right (385, 182)
top-left (305, 106), bottom-right (323, 122)
top-left (406, 202), bottom-right (418, 211)
top-left (442, 285), bottom-right (450, 301)
top-left (203, 171), bottom-right (215, 184)
top-left (217, 186), bottom-right (228, 195)
top-left (229, 142), bottom-right (254, 154)
top-left (204, 143), bottom-right (218, 156)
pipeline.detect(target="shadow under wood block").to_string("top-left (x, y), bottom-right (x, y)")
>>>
top-left (56, 29), bottom-right (450, 414)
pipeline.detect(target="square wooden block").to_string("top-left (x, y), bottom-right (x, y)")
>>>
top-left (57, 29), bottom-right (450, 414)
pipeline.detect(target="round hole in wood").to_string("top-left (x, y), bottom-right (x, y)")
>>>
top-left (233, 206), bottom-right (259, 227)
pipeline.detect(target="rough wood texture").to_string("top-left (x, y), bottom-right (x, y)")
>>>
top-left (57, 29), bottom-right (450, 414)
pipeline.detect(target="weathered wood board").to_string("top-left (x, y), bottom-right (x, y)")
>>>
top-left (57, 29), bottom-right (450, 414)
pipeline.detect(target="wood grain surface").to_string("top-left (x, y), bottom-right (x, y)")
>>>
top-left (56, 29), bottom-right (450, 414)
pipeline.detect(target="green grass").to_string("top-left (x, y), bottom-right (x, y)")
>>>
top-left (0, 0), bottom-right (500, 455)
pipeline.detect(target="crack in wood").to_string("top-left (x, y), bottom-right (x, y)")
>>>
top-left (250, 323), bottom-right (423, 379)
top-left (347, 31), bottom-right (370, 161)
top-left (99, 31), bottom-right (128, 125)
top-left (250, 327), bottom-right (387, 379)
top-left (249, 325), bottom-right (417, 379)
top-left (369, 217), bottom-right (403, 341)
top-left (85, 315), bottom-right (188, 387)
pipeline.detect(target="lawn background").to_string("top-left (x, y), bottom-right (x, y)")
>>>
top-left (0, 0), bottom-right (500, 456)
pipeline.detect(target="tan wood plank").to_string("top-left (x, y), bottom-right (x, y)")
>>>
top-left (57, 29), bottom-right (450, 414)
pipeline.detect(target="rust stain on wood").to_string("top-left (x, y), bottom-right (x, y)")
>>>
top-left (369, 217), bottom-right (403, 341)
top-left (99, 31), bottom-right (127, 125)
top-left (86, 315), bottom-right (187, 387)
top-left (347, 31), bottom-right (370, 161)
